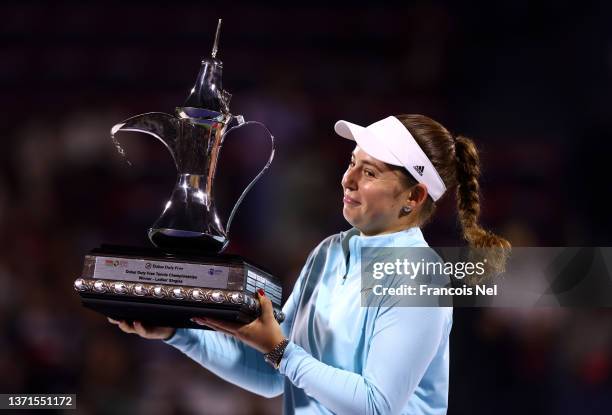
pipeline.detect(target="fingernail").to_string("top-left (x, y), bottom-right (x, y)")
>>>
top-left (257, 288), bottom-right (265, 297)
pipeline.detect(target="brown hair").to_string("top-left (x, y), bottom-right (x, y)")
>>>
top-left (394, 114), bottom-right (510, 279)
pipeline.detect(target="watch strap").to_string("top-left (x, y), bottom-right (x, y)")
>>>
top-left (263, 338), bottom-right (289, 369)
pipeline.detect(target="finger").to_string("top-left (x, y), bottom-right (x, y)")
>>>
top-left (107, 317), bottom-right (120, 325)
top-left (191, 317), bottom-right (209, 326)
top-left (118, 320), bottom-right (137, 334)
top-left (133, 321), bottom-right (148, 337)
top-left (199, 320), bottom-right (237, 336)
top-left (257, 289), bottom-right (275, 322)
top-left (206, 317), bottom-right (244, 332)
top-left (194, 319), bottom-right (237, 334)
top-left (191, 318), bottom-right (235, 336)
top-left (192, 317), bottom-right (242, 333)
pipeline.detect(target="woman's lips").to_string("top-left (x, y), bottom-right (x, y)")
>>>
top-left (343, 195), bottom-right (360, 205)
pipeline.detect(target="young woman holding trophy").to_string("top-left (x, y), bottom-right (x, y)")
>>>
top-left (109, 114), bottom-right (509, 414)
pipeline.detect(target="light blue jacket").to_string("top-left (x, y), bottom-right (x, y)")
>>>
top-left (165, 227), bottom-right (453, 414)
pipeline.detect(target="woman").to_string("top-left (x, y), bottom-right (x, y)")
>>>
top-left (109, 114), bottom-right (509, 414)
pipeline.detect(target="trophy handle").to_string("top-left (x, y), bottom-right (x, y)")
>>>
top-left (220, 118), bottom-right (275, 251)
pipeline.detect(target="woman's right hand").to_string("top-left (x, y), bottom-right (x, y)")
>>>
top-left (107, 317), bottom-right (175, 340)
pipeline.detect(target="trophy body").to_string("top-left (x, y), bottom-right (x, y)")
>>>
top-left (112, 110), bottom-right (235, 253)
top-left (74, 20), bottom-right (283, 328)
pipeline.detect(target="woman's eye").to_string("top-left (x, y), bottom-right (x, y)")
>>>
top-left (364, 169), bottom-right (375, 177)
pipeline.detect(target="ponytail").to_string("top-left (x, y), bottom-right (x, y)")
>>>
top-left (454, 135), bottom-right (510, 279)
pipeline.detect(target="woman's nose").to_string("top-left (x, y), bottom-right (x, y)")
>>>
top-left (342, 167), bottom-right (357, 190)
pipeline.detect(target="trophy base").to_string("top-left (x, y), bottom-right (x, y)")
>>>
top-left (74, 244), bottom-right (284, 329)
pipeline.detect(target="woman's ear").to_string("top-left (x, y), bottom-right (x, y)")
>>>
top-left (407, 184), bottom-right (429, 207)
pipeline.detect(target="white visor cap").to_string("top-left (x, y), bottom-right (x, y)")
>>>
top-left (334, 116), bottom-right (447, 201)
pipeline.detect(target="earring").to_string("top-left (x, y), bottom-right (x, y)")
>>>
top-left (401, 206), bottom-right (412, 214)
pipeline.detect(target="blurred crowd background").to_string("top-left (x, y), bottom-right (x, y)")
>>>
top-left (1, 1), bottom-right (612, 414)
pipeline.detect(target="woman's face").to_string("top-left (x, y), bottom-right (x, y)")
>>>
top-left (341, 146), bottom-right (412, 235)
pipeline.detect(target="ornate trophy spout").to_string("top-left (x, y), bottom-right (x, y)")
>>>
top-left (110, 19), bottom-right (274, 253)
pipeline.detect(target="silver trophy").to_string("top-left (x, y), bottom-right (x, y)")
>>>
top-left (74, 20), bottom-right (284, 328)
top-left (111, 19), bottom-right (274, 253)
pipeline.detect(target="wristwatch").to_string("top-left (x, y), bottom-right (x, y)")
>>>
top-left (263, 338), bottom-right (289, 369)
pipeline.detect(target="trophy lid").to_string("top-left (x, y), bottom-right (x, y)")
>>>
top-left (182, 19), bottom-right (231, 117)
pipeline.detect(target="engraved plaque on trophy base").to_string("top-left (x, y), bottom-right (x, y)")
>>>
top-left (74, 245), bottom-right (284, 329)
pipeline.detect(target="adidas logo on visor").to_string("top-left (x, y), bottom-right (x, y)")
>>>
top-left (413, 165), bottom-right (425, 176)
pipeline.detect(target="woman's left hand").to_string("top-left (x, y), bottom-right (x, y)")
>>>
top-left (192, 289), bottom-right (285, 353)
